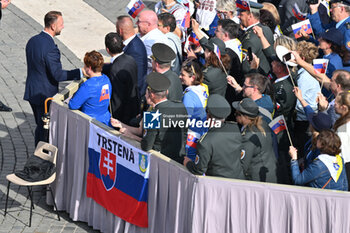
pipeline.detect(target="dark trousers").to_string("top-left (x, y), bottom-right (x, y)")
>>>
top-left (345, 162), bottom-right (350, 191)
top-left (294, 120), bottom-right (310, 159)
top-left (30, 103), bottom-right (48, 146)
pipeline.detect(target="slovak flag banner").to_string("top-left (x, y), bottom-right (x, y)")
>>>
top-left (213, 43), bottom-right (221, 60)
top-left (126, 0), bottom-right (145, 18)
top-left (292, 19), bottom-right (313, 39)
top-left (269, 115), bottom-right (287, 135)
top-left (292, 3), bottom-right (307, 21)
top-left (87, 123), bottom-right (150, 228)
top-left (313, 58), bottom-right (329, 74)
top-left (236, 0), bottom-right (250, 11)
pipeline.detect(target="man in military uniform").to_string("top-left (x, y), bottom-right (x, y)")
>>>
top-left (141, 72), bottom-right (187, 164)
top-left (183, 94), bottom-right (246, 179)
top-left (238, 1), bottom-right (274, 75)
top-left (309, 0), bottom-right (350, 61)
top-left (151, 43), bottom-right (183, 102)
top-left (271, 58), bottom-right (297, 184)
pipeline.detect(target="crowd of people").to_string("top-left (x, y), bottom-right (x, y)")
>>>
top-left (20, 0), bottom-right (350, 192)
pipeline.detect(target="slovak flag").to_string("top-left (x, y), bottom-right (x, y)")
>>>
top-left (126, 0), bottom-right (145, 19)
top-left (269, 115), bottom-right (287, 135)
top-left (99, 84), bottom-right (110, 102)
top-left (291, 19), bottom-right (313, 39)
top-left (236, 0), bottom-right (250, 11)
top-left (213, 43), bottom-right (221, 60)
top-left (313, 58), bottom-right (329, 74)
top-left (87, 123), bottom-right (150, 227)
top-left (292, 3), bottom-right (307, 21)
top-left (188, 31), bottom-right (200, 46)
top-left (181, 10), bottom-right (191, 29)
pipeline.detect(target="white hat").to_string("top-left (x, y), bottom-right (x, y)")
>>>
top-left (275, 45), bottom-right (297, 67)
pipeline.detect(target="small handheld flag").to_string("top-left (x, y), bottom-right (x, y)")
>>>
top-left (213, 43), bottom-right (221, 60)
top-left (269, 115), bottom-right (287, 135)
top-left (292, 3), bottom-right (307, 21)
top-left (291, 19), bottom-right (313, 39)
top-left (269, 115), bottom-right (293, 146)
top-left (236, 0), bottom-right (250, 11)
top-left (181, 10), bottom-right (191, 29)
top-left (313, 59), bottom-right (329, 74)
top-left (126, 0), bottom-right (145, 19)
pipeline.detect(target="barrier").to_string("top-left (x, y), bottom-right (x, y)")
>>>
top-left (47, 80), bottom-right (350, 233)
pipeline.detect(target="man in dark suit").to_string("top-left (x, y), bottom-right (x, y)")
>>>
top-left (0, 0), bottom-right (12, 112)
top-left (104, 32), bottom-right (140, 125)
top-left (24, 11), bottom-right (81, 145)
top-left (141, 72), bottom-right (187, 164)
top-left (116, 15), bottom-right (148, 97)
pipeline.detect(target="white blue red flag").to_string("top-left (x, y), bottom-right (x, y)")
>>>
top-left (269, 115), bottom-right (287, 135)
top-left (236, 0), bottom-right (250, 11)
top-left (292, 19), bottom-right (313, 39)
top-left (87, 123), bottom-right (150, 227)
top-left (126, 0), bottom-right (145, 19)
top-left (292, 3), bottom-right (307, 21)
top-left (187, 31), bottom-right (200, 47)
top-left (213, 43), bottom-right (221, 60)
top-left (313, 59), bottom-right (328, 74)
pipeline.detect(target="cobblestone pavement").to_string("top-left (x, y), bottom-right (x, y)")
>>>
top-left (0, 0), bottom-right (154, 232)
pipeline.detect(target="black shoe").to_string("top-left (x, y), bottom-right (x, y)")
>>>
top-left (0, 103), bottom-right (12, 112)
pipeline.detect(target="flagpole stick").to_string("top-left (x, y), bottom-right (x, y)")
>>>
top-left (285, 124), bottom-right (294, 147)
top-left (284, 58), bottom-right (296, 87)
top-left (282, 115), bottom-right (294, 147)
top-left (218, 58), bottom-right (228, 76)
top-left (320, 61), bottom-right (328, 90)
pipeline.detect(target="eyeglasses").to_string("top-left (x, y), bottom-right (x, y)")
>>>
top-left (158, 24), bottom-right (164, 27)
top-left (242, 84), bottom-right (255, 89)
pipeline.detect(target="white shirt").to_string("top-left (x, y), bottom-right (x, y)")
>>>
top-left (139, 28), bottom-right (173, 74)
top-left (123, 34), bottom-right (136, 47)
top-left (337, 121), bottom-right (350, 163)
top-left (110, 52), bottom-right (124, 64)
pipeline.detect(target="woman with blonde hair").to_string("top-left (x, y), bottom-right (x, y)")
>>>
top-left (232, 98), bottom-right (277, 183)
top-left (293, 41), bottom-right (321, 159)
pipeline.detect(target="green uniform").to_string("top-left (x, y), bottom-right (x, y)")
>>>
top-left (163, 69), bottom-right (183, 102)
top-left (241, 121), bottom-right (277, 183)
top-left (273, 76), bottom-right (296, 127)
top-left (240, 23), bottom-right (274, 75)
top-left (141, 100), bottom-right (187, 163)
top-left (273, 76), bottom-right (296, 184)
top-left (203, 66), bottom-right (227, 96)
top-left (186, 122), bottom-right (246, 179)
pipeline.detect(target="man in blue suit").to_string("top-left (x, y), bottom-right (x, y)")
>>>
top-left (24, 11), bottom-right (81, 145)
top-left (116, 15), bottom-right (148, 97)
